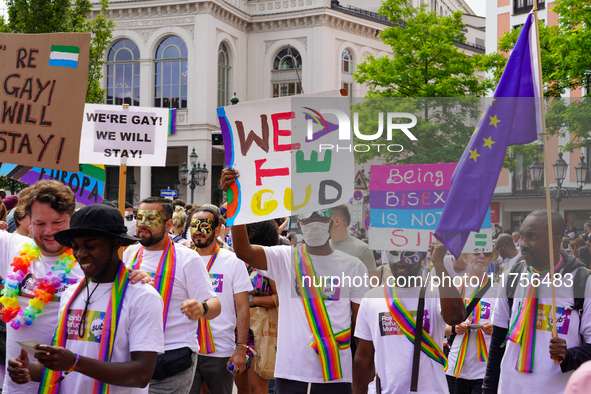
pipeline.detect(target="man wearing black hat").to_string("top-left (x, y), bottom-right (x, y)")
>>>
top-left (0, 181), bottom-right (85, 394)
top-left (7, 204), bottom-right (165, 393)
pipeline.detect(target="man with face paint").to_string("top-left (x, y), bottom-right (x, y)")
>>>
top-left (221, 164), bottom-right (369, 394)
top-left (445, 251), bottom-right (496, 394)
top-left (188, 205), bottom-right (253, 394)
top-left (123, 197), bottom-right (221, 394)
top-left (353, 243), bottom-right (466, 394)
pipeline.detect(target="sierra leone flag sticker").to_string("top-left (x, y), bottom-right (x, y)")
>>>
top-left (49, 45), bottom-right (79, 68)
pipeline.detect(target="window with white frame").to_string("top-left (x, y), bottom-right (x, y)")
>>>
top-left (272, 47), bottom-right (303, 98)
top-left (106, 39), bottom-right (140, 106)
top-left (154, 36), bottom-right (188, 108)
top-left (218, 43), bottom-right (231, 107)
top-left (341, 49), bottom-right (354, 102)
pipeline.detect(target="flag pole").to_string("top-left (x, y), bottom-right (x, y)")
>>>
top-left (532, 2), bottom-right (558, 342)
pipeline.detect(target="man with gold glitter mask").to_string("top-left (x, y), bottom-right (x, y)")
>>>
top-left (189, 205), bottom-right (253, 394)
top-left (123, 197), bottom-right (221, 394)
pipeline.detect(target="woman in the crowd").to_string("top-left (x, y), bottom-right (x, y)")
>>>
top-left (233, 220), bottom-right (279, 394)
top-left (169, 205), bottom-right (188, 243)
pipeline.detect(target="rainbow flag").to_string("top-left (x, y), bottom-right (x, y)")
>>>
top-left (0, 163), bottom-right (105, 205)
top-left (168, 108), bottom-right (176, 135)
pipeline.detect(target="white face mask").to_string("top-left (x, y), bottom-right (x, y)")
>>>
top-left (300, 221), bottom-right (330, 247)
top-left (127, 221), bottom-right (137, 237)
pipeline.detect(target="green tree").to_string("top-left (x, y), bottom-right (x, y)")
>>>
top-left (483, 0), bottom-right (591, 161)
top-left (352, 0), bottom-right (493, 165)
top-left (3, 0), bottom-right (115, 103)
top-left (0, 175), bottom-right (27, 194)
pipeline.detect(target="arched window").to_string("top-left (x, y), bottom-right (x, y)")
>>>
top-left (106, 39), bottom-right (140, 106)
top-left (272, 47), bottom-right (303, 98)
top-left (341, 48), bottom-right (355, 102)
top-left (342, 49), bottom-right (353, 74)
top-left (218, 43), bottom-right (231, 107)
top-left (155, 36), bottom-right (188, 108)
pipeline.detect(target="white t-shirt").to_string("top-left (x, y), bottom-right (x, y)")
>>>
top-left (504, 253), bottom-right (523, 272)
top-left (0, 232), bottom-right (84, 394)
top-left (56, 279), bottom-right (164, 393)
top-left (446, 284), bottom-right (496, 380)
top-left (492, 264), bottom-right (591, 394)
top-left (355, 285), bottom-right (447, 393)
top-left (259, 245), bottom-right (369, 383)
top-left (198, 248), bottom-right (253, 358)
top-left (123, 243), bottom-right (216, 352)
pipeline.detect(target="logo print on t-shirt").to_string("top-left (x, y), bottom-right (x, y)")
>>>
top-left (379, 310), bottom-right (431, 336)
top-left (210, 273), bottom-right (224, 293)
top-left (472, 301), bottom-right (491, 320)
top-left (66, 309), bottom-right (105, 342)
top-left (293, 276), bottom-right (341, 301)
top-left (536, 304), bottom-right (571, 335)
top-left (18, 273), bottom-right (77, 302)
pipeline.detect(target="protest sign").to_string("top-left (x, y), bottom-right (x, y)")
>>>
top-left (218, 91), bottom-right (354, 225)
top-left (369, 163), bottom-right (492, 252)
top-left (78, 104), bottom-right (170, 166)
top-left (0, 163), bottom-right (105, 205)
top-left (0, 33), bottom-right (90, 172)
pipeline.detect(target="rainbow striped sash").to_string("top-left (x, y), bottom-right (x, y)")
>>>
top-left (130, 236), bottom-right (176, 331)
top-left (294, 245), bottom-right (344, 382)
top-left (197, 244), bottom-right (220, 354)
top-left (39, 262), bottom-right (130, 394)
top-left (449, 276), bottom-right (489, 377)
top-left (506, 256), bottom-right (563, 373)
top-left (383, 283), bottom-right (447, 369)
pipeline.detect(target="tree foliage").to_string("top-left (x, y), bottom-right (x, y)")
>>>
top-left (2, 0), bottom-right (115, 103)
top-left (483, 0), bottom-right (591, 160)
top-left (352, 0), bottom-right (493, 165)
top-left (0, 175), bottom-right (27, 194)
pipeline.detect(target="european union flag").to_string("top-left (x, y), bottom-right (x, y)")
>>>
top-left (435, 13), bottom-right (542, 258)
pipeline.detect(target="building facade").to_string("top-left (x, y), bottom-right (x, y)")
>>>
top-left (487, 0), bottom-right (591, 234)
top-left (94, 0), bottom-right (480, 206)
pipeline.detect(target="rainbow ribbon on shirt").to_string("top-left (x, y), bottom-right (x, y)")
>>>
top-left (294, 245), bottom-right (348, 382)
top-left (449, 275), bottom-right (489, 377)
top-left (39, 262), bottom-right (130, 394)
top-left (130, 236), bottom-right (176, 331)
top-left (197, 244), bottom-right (219, 354)
top-left (506, 255), bottom-right (563, 373)
top-left (383, 283), bottom-right (447, 369)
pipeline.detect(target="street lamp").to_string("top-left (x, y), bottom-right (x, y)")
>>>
top-left (528, 153), bottom-right (588, 212)
top-left (179, 148), bottom-right (209, 204)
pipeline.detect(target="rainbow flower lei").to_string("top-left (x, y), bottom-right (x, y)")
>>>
top-left (0, 243), bottom-right (76, 329)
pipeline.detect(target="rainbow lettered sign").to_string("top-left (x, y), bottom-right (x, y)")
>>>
top-left (218, 92), bottom-right (354, 225)
top-left (369, 163), bottom-right (492, 252)
top-left (0, 163), bottom-right (105, 205)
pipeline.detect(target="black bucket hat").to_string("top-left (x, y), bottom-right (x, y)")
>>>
top-left (55, 204), bottom-right (138, 248)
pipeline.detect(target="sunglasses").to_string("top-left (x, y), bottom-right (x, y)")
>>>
top-left (125, 214), bottom-right (135, 221)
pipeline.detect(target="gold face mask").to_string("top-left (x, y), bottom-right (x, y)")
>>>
top-left (190, 218), bottom-right (214, 235)
top-left (136, 210), bottom-right (167, 228)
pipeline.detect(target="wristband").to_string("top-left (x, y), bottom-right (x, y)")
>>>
top-left (236, 343), bottom-right (258, 356)
top-left (67, 353), bottom-right (81, 374)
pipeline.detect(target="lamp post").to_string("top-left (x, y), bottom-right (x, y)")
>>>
top-left (529, 153), bottom-right (588, 212)
top-left (179, 148), bottom-right (209, 204)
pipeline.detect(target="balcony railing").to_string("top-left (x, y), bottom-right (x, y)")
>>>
top-left (514, 0), bottom-right (545, 15)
